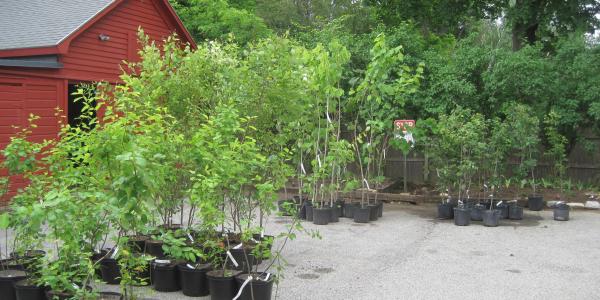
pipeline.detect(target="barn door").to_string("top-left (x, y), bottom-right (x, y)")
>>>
top-left (0, 77), bottom-right (24, 152)
top-left (0, 76), bottom-right (25, 204)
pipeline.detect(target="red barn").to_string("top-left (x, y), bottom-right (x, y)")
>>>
top-left (0, 0), bottom-right (195, 203)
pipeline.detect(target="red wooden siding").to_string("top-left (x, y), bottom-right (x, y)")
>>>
top-left (0, 0), bottom-right (192, 205)
top-left (0, 0), bottom-right (184, 83)
top-left (0, 76), bottom-right (64, 204)
top-left (61, 0), bottom-right (175, 82)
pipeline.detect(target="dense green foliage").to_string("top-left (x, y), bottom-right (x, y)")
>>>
top-left (1, 2), bottom-right (599, 298)
top-left (170, 0), bottom-right (600, 186)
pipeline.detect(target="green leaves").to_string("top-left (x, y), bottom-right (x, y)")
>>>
top-left (0, 213), bottom-right (9, 229)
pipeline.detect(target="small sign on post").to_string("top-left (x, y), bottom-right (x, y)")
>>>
top-left (394, 119), bottom-right (415, 133)
top-left (394, 119), bottom-right (416, 193)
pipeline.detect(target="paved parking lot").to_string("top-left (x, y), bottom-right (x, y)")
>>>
top-left (6, 203), bottom-right (600, 299)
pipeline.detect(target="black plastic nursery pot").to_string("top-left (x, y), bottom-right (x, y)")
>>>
top-left (234, 273), bottom-right (274, 300)
top-left (482, 209), bottom-right (501, 227)
top-left (178, 263), bottom-right (211, 297)
top-left (343, 202), bottom-right (356, 218)
top-left (368, 204), bottom-right (379, 221)
top-left (127, 235), bottom-right (149, 253)
top-left (14, 279), bottom-right (45, 300)
top-left (100, 257), bottom-right (121, 284)
top-left (508, 205), bottom-right (524, 220)
top-left (145, 240), bottom-right (166, 258)
top-left (0, 258), bottom-right (24, 271)
top-left (437, 203), bottom-right (454, 219)
top-left (470, 204), bottom-right (485, 221)
top-left (453, 207), bottom-right (471, 226)
top-left (528, 195), bottom-right (545, 211)
top-left (305, 204), bottom-right (314, 222)
top-left (377, 201), bottom-right (383, 217)
top-left (0, 269), bottom-right (27, 300)
top-left (496, 203), bottom-right (509, 219)
top-left (329, 205), bottom-right (340, 223)
top-left (298, 200), bottom-right (311, 220)
top-left (353, 206), bottom-right (370, 223)
top-left (335, 200), bottom-right (344, 217)
top-left (206, 270), bottom-right (241, 300)
top-left (554, 203), bottom-right (570, 221)
top-left (312, 207), bottom-right (331, 225)
top-left (228, 247), bottom-right (257, 272)
top-left (151, 261), bottom-right (180, 292)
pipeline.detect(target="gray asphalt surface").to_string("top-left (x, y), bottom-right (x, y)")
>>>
top-left (7, 203), bottom-right (600, 299)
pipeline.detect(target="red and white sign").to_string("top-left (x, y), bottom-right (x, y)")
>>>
top-left (394, 119), bottom-right (415, 133)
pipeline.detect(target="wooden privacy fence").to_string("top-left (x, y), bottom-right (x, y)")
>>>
top-left (382, 135), bottom-right (600, 185)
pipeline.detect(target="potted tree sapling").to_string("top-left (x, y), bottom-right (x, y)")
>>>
top-left (544, 111), bottom-right (570, 220)
top-left (435, 108), bottom-right (486, 226)
top-left (348, 34), bottom-right (423, 224)
top-left (301, 40), bottom-right (350, 226)
top-left (482, 185), bottom-right (502, 227)
top-left (503, 104), bottom-right (543, 212)
top-left (485, 117), bottom-right (513, 220)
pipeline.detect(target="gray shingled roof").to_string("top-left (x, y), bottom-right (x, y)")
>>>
top-left (0, 0), bottom-right (116, 51)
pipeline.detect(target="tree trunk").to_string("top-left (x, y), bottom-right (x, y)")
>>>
top-left (512, 24), bottom-right (524, 51)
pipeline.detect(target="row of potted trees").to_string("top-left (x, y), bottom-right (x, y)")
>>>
top-left (430, 105), bottom-right (575, 226)
top-left (0, 33), bottom-right (339, 300)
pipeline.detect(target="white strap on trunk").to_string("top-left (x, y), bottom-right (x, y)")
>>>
top-left (232, 275), bottom-right (253, 300)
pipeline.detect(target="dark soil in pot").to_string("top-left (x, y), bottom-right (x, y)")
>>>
top-left (97, 292), bottom-right (123, 300)
top-left (453, 207), bottom-right (471, 226)
top-left (368, 205), bottom-right (378, 221)
top-left (353, 206), bottom-right (370, 223)
top-left (437, 203), bottom-right (454, 219)
top-left (178, 263), bottom-right (211, 297)
top-left (0, 269), bottom-right (27, 300)
top-left (15, 279), bottom-right (45, 300)
top-left (100, 257), bottom-right (121, 284)
top-left (234, 273), bottom-right (274, 300)
top-left (482, 209), bottom-right (501, 227)
top-left (228, 247), bottom-right (257, 272)
top-left (329, 205), bottom-right (340, 223)
top-left (206, 270), bottom-right (241, 300)
top-left (343, 202), bottom-right (356, 218)
top-left (508, 205), bottom-right (524, 220)
top-left (470, 204), bottom-right (485, 221)
top-left (305, 204), bottom-right (314, 222)
top-left (145, 240), bottom-right (166, 258)
top-left (312, 207), bottom-right (331, 225)
top-left (554, 203), bottom-right (570, 221)
top-left (495, 203), bottom-right (509, 219)
top-left (0, 258), bottom-right (24, 271)
top-left (151, 260), bottom-right (180, 292)
top-left (528, 195), bottom-right (544, 211)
